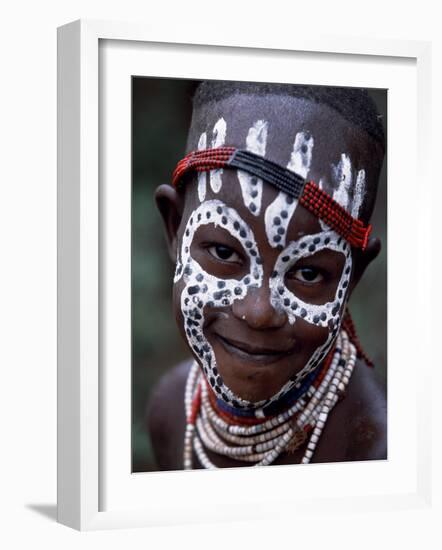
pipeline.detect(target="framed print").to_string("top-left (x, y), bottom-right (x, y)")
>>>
top-left (57, 19), bottom-right (432, 530)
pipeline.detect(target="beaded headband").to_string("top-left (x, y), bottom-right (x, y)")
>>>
top-left (172, 147), bottom-right (372, 250)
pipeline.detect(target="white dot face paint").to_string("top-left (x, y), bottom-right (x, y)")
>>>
top-left (270, 231), bottom-right (352, 328)
top-left (237, 120), bottom-right (268, 216)
top-left (264, 131), bottom-right (314, 248)
top-left (175, 195), bottom-right (352, 413)
top-left (175, 199), bottom-right (265, 408)
top-left (264, 193), bottom-right (298, 248)
top-left (209, 118), bottom-right (227, 194)
top-left (267, 230), bottom-right (352, 395)
top-left (288, 131), bottom-right (314, 179)
top-left (175, 124), bottom-right (365, 412)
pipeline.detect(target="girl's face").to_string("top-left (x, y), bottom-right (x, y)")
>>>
top-left (165, 95), bottom-right (381, 413)
top-left (173, 177), bottom-right (352, 411)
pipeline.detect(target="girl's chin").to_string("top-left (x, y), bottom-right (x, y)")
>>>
top-left (211, 347), bottom-right (300, 405)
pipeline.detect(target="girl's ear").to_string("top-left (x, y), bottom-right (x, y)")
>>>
top-left (349, 236), bottom-right (381, 294)
top-left (155, 184), bottom-right (184, 263)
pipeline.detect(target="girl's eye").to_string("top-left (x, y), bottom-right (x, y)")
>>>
top-left (208, 244), bottom-right (241, 263)
top-left (291, 267), bottom-right (324, 283)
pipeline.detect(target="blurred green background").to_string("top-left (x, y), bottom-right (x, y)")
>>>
top-left (132, 78), bottom-right (387, 472)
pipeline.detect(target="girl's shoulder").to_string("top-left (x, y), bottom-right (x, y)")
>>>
top-left (346, 359), bottom-right (387, 460)
top-left (146, 359), bottom-right (192, 471)
top-left (315, 359), bottom-right (387, 463)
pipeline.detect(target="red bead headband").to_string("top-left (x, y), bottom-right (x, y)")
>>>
top-left (172, 147), bottom-right (372, 250)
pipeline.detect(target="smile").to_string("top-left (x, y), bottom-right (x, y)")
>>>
top-left (215, 333), bottom-right (295, 365)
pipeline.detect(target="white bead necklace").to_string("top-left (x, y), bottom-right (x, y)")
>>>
top-left (184, 329), bottom-right (356, 469)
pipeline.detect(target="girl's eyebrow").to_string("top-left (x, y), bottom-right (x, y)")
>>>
top-left (292, 253), bottom-right (345, 271)
top-left (191, 218), bottom-right (256, 255)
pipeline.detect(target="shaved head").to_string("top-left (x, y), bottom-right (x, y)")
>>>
top-left (186, 83), bottom-right (385, 224)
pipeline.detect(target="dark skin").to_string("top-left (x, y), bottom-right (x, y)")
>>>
top-left (147, 94), bottom-right (387, 470)
top-left (148, 358), bottom-right (386, 470)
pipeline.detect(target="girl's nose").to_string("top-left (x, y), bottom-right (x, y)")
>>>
top-left (231, 283), bottom-right (287, 330)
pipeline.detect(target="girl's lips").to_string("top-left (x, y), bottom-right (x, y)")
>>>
top-left (215, 333), bottom-right (295, 365)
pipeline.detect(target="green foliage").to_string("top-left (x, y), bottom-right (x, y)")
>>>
top-left (132, 79), bottom-right (195, 471)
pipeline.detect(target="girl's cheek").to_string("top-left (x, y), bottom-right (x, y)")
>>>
top-left (173, 282), bottom-right (186, 329)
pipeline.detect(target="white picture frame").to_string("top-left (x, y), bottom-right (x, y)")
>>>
top-left (57, 19), bottom-right (433, 531)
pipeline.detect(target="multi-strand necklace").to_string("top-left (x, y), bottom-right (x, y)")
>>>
top-left (183, 329), bottom-right (356, 469)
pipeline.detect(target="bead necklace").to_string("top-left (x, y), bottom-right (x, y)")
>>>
top-left (183, 329), bottom-right (356, 469)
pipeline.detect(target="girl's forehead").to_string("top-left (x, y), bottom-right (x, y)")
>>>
top-left (187, 173), bottom-right (322, 248)
top-left (183, 93), bottom-right (381, 249)
top-left (186, 93), bottom-right (377, 208)
top-left (188, 93), bottom-right (364, 170)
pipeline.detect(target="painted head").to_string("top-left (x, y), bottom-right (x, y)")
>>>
top-left (156, 81), bottom-right (385, 416)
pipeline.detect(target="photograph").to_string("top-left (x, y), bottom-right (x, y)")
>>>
top-left (132, 77), bottom-right (388, 472)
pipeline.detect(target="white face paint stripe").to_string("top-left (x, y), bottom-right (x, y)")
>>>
top-left (265, 131), bottom-right (314, 248)
top-left (246, 119), bottom-right (267, 156)
top-left (332, 153), bottom-right (352, 210)
top-left (237, 120), bottom-right (268, 216)
top-left (209, 118), bottom-right (227, 193)
top-left (211, 117), bottom-right (226, 147)
top-left (351, 169), bottom-right (366, 218)
top-left (197, 132), bottom-right (207, 202)
top-left (264, 193), bottom-right (298, 248)
top-left (287, 131), bottom-right (314, 178)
